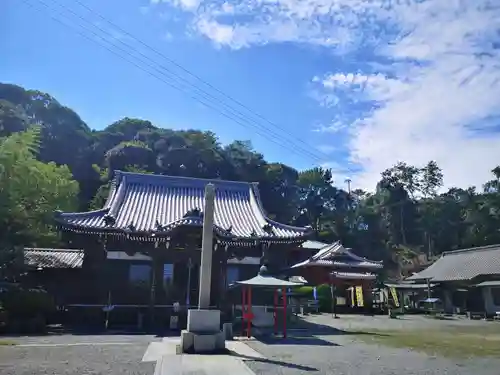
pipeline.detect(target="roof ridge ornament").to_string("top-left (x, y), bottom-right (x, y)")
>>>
top-left (262, 223), bottom-right (274, 235)
top-left (155, 220), bottom-right (165, 232)
top-left (103, 214), bottom-right (116, 227)
top-left (183, 208), bottom-right (203, 219)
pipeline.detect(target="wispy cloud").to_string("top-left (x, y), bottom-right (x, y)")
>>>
top-left (153, 0), bottom-right (500, 191)
top-left (317, 144), bottom-right (337, 154)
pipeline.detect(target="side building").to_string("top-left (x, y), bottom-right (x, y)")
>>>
top-left (53, 171), bottom-right (312, 327)
top-left (406, 244), bottom-right (500, 317)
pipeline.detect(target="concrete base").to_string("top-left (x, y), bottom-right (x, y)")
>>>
top-left (187, 309), bottom-right (220, 333)
top-left (181, 309), bottom-right (225, 354)
top-left (180, 330), bottom-right (226, 353)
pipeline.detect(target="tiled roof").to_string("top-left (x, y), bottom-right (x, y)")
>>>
top-left (331, 271), bottom-right (376, 280)
top-left (24, 248), bottom-right (84, 269)
top-left (301, 240), bottom-right (328, 250)
top-left (55, 171), bottom-right (312, 243)
top-left (291, 241), bottom-right (383, 269)
top-left (406, 244), bottom-right (500, 282)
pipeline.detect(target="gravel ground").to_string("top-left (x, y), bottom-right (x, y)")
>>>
top-left (301, 313), bottom-right (500, 332)
top-left (243, 314), bottom-right (500, 375)
top-left (2, 317), bottom-right (500, 375)
top-left (0, 334), bottom-right (158, 375)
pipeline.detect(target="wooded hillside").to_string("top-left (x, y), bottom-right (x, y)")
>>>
top-left (2, 82), bottom-right (500, 271)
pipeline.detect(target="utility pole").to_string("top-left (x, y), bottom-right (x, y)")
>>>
top-left (345, 178), bottom-right (352, 194)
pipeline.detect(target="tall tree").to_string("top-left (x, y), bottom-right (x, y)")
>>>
top-left (0, 127), bottom-right (79, 280)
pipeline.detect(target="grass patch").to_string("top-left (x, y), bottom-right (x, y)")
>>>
top-left (0, 340), bottom-right (17, 346)
top-left (352, 328), bottom-right (500, 358)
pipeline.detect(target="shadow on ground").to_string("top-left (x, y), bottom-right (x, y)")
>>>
top-left (234, 353), bottom-right (318, 372)
top-left (288, 316), bottom-right (388, 337)
top-left (256, 333), bottom-right (339, 346)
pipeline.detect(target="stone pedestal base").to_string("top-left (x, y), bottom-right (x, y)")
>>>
top-left (180, 309), bottom-right (226, 354)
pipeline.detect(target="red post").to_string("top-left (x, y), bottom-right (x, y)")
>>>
top-left (242, 286), bottom-right (246, 337)
top-left (273, 289), bottom-right (278, 335)
top-left (282, 287), bottom-right (287, 338)
top-left (247, 286), bottom-right (252, 338)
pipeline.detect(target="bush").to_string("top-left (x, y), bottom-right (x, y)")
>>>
top-left (0, 283), bottom-right (55, 333)
top-left (293, 284), bottom-right (333, 312)
top-left (294, 286), bottom-right (314, 297)
top-left (316, 284), bottom-right (333, 312)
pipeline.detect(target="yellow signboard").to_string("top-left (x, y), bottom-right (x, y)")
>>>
top-left (390, 287), bottom-right (400, 307)
top-left (355, 286), bottom-right (364, 307)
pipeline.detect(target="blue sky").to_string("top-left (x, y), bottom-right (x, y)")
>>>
top-left (2, 0), bottom-right (500, 191)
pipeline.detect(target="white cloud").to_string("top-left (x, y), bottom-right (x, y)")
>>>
top-left (154, 0), bottom-right (500, 191)
top-left (313, 120), bottom-right (347, 134)
top-left (317, 144), bottom-right (337, 154)
top-left (153, 0), bottom-right (201, 11)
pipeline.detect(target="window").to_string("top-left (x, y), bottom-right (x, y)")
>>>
top-left (129, 264), bottom-right (151, 285)
top-left (491, 287), bottom-right (500, 306)
top-left (226, 266), bottom-right (240, 286)
top-left (163, 263), bottom-right (174, 287)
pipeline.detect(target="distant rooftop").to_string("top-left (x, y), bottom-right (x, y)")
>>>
top-left (291, 241), bottom-right (383, 270)
top-left (301, 240), bottom-right (328, 250)
top-left (24, 248), bottom-right (84, 269)
top-left (406, 244), bottom-right (500, 282)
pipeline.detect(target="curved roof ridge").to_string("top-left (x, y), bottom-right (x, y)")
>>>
top-left (56, 208), bottom-right (109, 217)
top-left (115, 170), bottom-right (256, 190)
top-left (248, 183), bottom-right (312, 234)
top-left (442, 243), bottom-right (500, 256)
top-left (343, 248), bottom-right (383, 264)
top-left (313, 241), bottom-right (342, 260)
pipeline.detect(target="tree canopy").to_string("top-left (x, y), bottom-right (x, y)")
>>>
top-left (1, 82), bottom-right (500, 278)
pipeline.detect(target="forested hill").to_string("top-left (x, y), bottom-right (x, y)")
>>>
top-left (2, 81), bottom-right (500, 270)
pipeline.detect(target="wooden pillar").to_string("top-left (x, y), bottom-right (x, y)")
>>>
top-left (247, 286), bottom-right (252, 338)
top-left (282, 287), bottom-right (287, 338)
top-left (273, 289), bottom-right (278, 335)
top-left (148, 248), bottom-right (161, 330)
top-left (241, 286), bottom-right (246, 337)
top-left (218, 247), bottom-right (228, 311)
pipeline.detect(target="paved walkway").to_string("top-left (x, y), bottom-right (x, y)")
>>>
top-left (142, 337), bottom-right (263, 375)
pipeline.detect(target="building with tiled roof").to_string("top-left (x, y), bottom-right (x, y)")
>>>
top-left (55, 171), bottom-right (312, 246)
top-left (406, 244), bottom-right (500, 316)
top-left (53, 171), bottom-right (313, 326)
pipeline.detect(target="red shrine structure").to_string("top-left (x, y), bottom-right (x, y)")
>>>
top-left (289, 241), bottom-right (383, 308)
top-left (236, 265), bottom-right (302, 338)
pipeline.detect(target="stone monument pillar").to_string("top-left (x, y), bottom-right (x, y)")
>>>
top-left (198, 183), bottom-right (215, 309)
top-left (181, 183), bottom-right (226, 353)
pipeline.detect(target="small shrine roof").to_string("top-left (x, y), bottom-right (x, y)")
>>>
top-left (237, 275), bottom-right (304, 287)
top-left (55, 171), bottom-right (312, 244)
top-left (331, 271), bottom-right (376, 280)
top-left (290, 241), bottom-right (383, 270)
top-left (236, 265), bottom-right (305, 287)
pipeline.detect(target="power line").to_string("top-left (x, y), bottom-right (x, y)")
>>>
top-left (70, 0), bottom-right (339, 163)
top-left (35, 0), bottom-right (339, 166)
top-left (22, 0), bottom-right (327, 165)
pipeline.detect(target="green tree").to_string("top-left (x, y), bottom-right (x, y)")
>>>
top-left (0, 127), bottom-right (79, 280)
